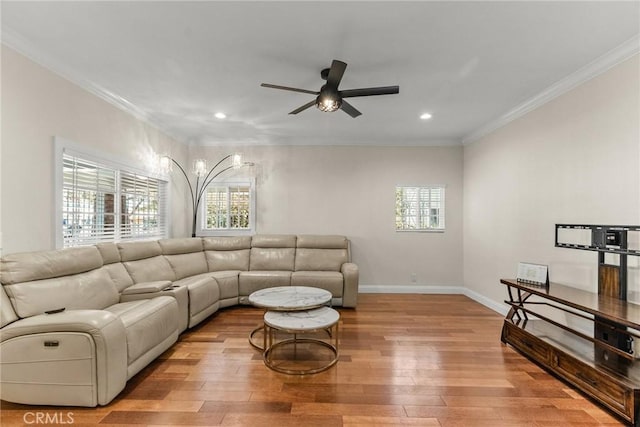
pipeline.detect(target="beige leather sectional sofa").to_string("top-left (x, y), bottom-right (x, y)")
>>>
top-left (0, 234), bottom-right (358, 407)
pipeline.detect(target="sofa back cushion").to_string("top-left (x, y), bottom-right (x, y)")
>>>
top-left (97, 243), bottom-right (134, 292)
top-left (203, 236), bottom-right (251, 272)
top-left (4, 268), bottom-right (119, 318)
top-left (294, 235), bottom-right (350, 272)
top-left (96, 243), bottom-right (121, 265)
top-left (122, 256), bottom-right (176, 283)
top-left (165, 253), bottom-right (208, 279)
top-left (118, 241), bottom-right (176, 283)
top-left (117, 241), bottom-right (162, 261)
top-left (0, 246), bottom-right (119, 318)
top-left (158, 238), bottom-right (203, 255)
top-left (159, 238), bottom-right (208, 279)
top-left (249, 234), bottom-right (296, 271)
top-left (0, 246), bottom-right (103, 285)
top-left (0, 285), bottom-right (18, 327)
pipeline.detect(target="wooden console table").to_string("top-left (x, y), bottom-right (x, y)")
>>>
top-left (501, 278), bottom-right (640, 425)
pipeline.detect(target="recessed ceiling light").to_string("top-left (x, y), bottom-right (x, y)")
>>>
top-left (214, 112), bottom-right (226, 119)
top-left (420, 113), bottom-right (432, 120)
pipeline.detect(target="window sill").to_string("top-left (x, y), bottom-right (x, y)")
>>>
top-left (395, 229), bottom-right (445, 233)
top-left (197, 229), bottom-right (254, 237)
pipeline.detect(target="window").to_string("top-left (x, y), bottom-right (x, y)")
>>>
top-left (62, 155), bottom-right (117, 246)
top-left (395, 185), bottom-right (445, 231)
top-left (58, 143), bottom-right (168, 248)
top-left (120, 171), bottom-right (167, 240)
top-left (201, 181), bottom-right (254, 234)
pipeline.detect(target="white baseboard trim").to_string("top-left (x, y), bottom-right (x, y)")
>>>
top-left (359, 284), bottom-right (465, 294)
top-left (462, 288), bottom-right (509, 316)
top-left (358, 284), bottom-right (509, 316)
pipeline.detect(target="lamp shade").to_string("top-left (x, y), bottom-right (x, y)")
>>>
top-left (232, 153), bottom-right (243, 168)
top-left (159, 155), bottom-right (172, 172)
top-left (192, 159), bottom-right (207, 177)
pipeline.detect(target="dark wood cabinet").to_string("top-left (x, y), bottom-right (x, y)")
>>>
top-left (501, 278), bottom-right (640, 425)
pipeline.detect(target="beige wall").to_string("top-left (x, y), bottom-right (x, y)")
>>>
top-left (1, 46), bottom-right (464, 289)
top-left (463, 55), bottom-right (640, 309)
top-left (6, 42), bottom-right (635, 300)
top-left (1, 47), bottom-right (190, 254)
top-left (191, 145), bottom-right (464, 287)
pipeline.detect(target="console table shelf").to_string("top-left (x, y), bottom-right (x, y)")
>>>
top-left (501, 278), bottom-right (640, 425)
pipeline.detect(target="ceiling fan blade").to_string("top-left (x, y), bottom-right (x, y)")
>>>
top-left (289, 99), bottom-right (317, 115)
top-left (261, 83), bottom-right (319, 95)
top-left (326, 60), bottom-right (347, 90)
top-left (340, 100), bottom-right (362, 118)
top-left (340, 86), bottom-right (400, 98)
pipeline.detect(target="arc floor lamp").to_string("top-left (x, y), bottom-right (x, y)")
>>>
top-left (160, 153), bottom-right (254, 237)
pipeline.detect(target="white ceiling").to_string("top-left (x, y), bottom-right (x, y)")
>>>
top-left (2, 1), bottom-right (639, 147)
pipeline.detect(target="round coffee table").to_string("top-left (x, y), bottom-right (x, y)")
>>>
top-left (247, 286), bottom-right (332, 349)
top-left (263, 306), bottom-right (340, 375)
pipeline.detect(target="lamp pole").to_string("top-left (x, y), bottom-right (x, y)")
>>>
top-left (162, 154), bottom-right (251, 237)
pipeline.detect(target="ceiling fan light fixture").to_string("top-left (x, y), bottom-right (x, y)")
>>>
top-left (262, 59), bottom-right (397, 117)
top-left (316, 95), bottom-right (342, 112)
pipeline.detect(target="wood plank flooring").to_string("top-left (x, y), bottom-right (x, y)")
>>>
top-left (0, 294), bottom-right (626, 426)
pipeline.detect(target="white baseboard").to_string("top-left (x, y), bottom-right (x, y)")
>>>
top-left (358, 284), bottom-right (508, 316)
top-left (359, 284), bottom-right (465, 294)
top-left (462, 288), bottom-right (509, 316)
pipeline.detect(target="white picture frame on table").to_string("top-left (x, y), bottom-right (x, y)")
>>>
top-left (517, 262), bottom-right (549, 286)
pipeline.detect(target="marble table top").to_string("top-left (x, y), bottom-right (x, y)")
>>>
top-left (248, 286), bottom-right (332, 311)
top-left (264, 306), bottom-right (340, 332)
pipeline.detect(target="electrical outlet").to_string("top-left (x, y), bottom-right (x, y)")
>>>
top-left (410, 273), bottom-right (417, 283)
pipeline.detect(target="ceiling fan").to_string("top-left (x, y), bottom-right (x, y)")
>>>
top-left (260, 59), bottom-right (399, 118)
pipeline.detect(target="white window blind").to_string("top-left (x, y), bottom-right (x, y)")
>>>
top-left (395, 186), bottom-right (445, 231)
top-left (61, 151), bottom-right (167, 247)
top-left (203, 183), bottom-right (252, 232)
top-left (120, 171), bottom-right (167, 240)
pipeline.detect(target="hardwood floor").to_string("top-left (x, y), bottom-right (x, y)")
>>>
top-left (0, 294), bottom-right (625, 426)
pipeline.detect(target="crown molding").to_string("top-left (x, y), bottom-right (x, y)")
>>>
top-left (463, 35), bottom-right (640, 145)
top-left (4, 23), bottom-right (637, 149)
top-left (1, 26), bottom-right (185, 144)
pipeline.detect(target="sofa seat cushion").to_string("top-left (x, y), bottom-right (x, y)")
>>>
top-left (173, 276), bottom-right (220, 318)
top-left (291, 271), bottom-right (344, 297)
top-left (239, 271), bottom-right (291, 299)
top-left (105, 297), bottom-right (178, 365)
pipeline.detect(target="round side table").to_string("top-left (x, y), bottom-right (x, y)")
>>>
top-left (262, 306), bottom-right (340, 375)
top-left (247, 286), bottom-right (332, 350)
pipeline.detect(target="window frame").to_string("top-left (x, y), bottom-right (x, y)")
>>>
top-left (197, 177), bottom-right (256, 237)
top-left (395, 184), bottom-right (446, 233)
top-left (54, 137), bottom-right (170, 248)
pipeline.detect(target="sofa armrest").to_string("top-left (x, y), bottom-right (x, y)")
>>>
top-left (0, 310), bottom-right (127, 405)
top-left (121, 280), bottom-right (172, 295)
top-left (341, 262), bottom-right (359, 308)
